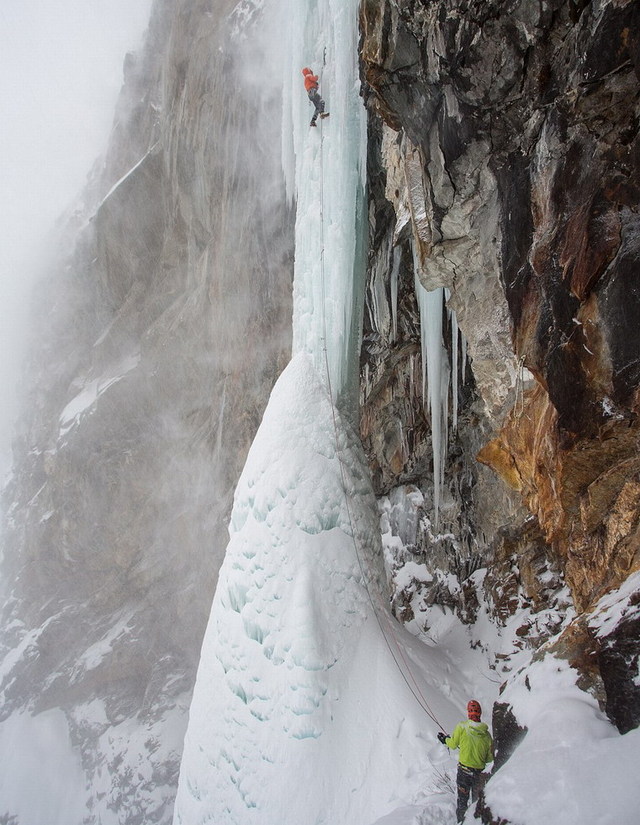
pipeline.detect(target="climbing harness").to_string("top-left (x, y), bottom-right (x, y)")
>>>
top-left (316, 81), bottom-right (447, 734)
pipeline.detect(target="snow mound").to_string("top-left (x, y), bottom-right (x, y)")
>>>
top-left (173, 354), bottom-right (453, 825)
top-left (488, 653), bottom-right (640, 825)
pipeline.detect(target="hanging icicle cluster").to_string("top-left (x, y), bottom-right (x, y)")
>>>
top-left (413, 273), bottom-right (466, 528)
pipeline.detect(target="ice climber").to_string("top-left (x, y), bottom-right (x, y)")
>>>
top-left (437, 699), bottom-right (494, 823)
top-left (302, 67), bottom-right (329, 127)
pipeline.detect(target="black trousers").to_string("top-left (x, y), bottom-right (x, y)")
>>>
top-left (456, 764), bottom-right (483, 823)
top-left (307, 88), bottom-right (325, 123)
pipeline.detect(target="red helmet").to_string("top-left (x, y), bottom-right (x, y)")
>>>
top-left (467, 700), bottom-right (482, 721)
top-left (302, 67), bottom-right (312, 75)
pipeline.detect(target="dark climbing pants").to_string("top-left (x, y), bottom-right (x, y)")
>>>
top-left (307, 88), bottom-right (325, 124)
top-left (456, 764), bottom-right (483, 823)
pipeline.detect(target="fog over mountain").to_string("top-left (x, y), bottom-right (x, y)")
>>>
top-left (0, 0), bottom-right (152, 478)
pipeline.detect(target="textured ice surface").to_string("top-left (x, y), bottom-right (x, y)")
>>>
top-left (281, 0), bottom-right (367, 400)
top-left (173, 355), bottom-right (451, 825)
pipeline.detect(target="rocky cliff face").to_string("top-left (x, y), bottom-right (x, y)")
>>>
top-left (359, 0), bottom-right (640, 804)
top-left (0, 0), bottom-right (292, 821)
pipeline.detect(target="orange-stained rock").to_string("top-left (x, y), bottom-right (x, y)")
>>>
top-left (480, 380), bottom-right (640, 611)
top-left (476, 439), bottom-right (523, 493)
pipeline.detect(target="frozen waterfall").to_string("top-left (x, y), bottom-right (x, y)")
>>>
top-left (280, 0), bottom-right (367, 405)
top-left (172, 2), bottom-right (456, 824)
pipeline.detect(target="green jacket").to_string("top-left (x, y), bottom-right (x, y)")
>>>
top-left (445, 720), bottom-right (494, 770)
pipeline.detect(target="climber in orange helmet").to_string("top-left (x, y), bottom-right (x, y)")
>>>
top-left (302, 67), bottom-right (329, 128)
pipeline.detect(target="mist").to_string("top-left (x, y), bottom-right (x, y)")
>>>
top-left (0, 3), bottom-right (296, 817)
top-left (0, 0), bottom-right (153, 481)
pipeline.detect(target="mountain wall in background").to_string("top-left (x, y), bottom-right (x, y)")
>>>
top-left (0, 0), bottom-right (292, 820)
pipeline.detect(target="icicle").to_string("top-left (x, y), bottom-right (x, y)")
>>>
top-left (409, 352), bottom-right (415, 402)
top-left (461, 331), bottom-right (468, 384)
top-left (441, 350), bottom-right (450, 473)
top-left (414, 274), bottom-right (427, 410)
top-left (451, 310), bottom-right (459, 431)
top-left (390, 245), bottom-right (400, 343)
top-left (414, 270), bottom-right (447, 528)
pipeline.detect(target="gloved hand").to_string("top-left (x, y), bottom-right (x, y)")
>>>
top-left (437, 731), bottom-right (448, 744)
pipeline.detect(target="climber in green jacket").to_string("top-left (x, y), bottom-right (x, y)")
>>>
top-left (438, 700), bottom-right (494, 823)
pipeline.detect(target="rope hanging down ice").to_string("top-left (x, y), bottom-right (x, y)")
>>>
top-left (316, 103), bottom-right (446, 733)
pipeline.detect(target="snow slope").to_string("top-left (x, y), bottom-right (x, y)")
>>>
top-left (486, 655), bottom-right (640, 825)
top-left (173, 354), bottom-right (464, 825)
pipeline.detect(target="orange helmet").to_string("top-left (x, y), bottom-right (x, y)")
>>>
top-left (302, 67), bottom-right (312, 75)
top-left (467, 700), bottom-right (482, 721)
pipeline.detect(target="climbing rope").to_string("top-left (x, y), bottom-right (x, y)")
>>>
top-left (316, 93), bottom-right (447, 733)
